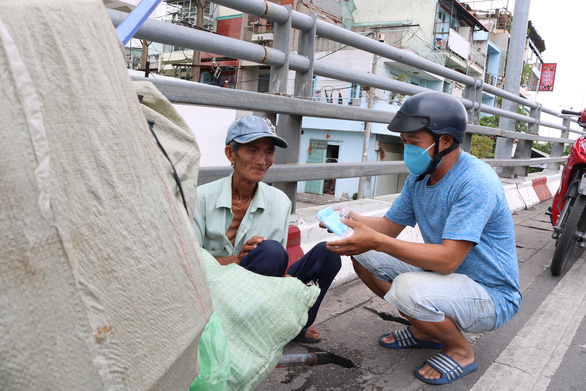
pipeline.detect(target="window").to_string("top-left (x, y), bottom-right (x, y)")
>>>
top-left (443, 81), bottom-right (451, 94)
top-left (257, 73), bottom-right (270, 93)
top-left (351, 83), bottom-right (361, 98)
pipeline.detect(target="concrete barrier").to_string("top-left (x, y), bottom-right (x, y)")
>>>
top-left (502, 172), bottom-right (560, 213)
top-left (288, 171), bottom-right (561, 288)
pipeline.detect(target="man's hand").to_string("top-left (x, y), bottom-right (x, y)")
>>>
top-left (216, 255), bottom-right (240, 266)
top-left (237, 236), bottom-right (266, 260)
top-left (216, 236), bottom-right (266, 266)
top-left (325, 217), bottom-right (382, 255)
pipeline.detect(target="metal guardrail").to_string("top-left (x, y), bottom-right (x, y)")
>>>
top-left (108, 1), bottom-right (582, 206)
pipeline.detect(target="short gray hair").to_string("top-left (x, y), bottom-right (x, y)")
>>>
top-left (228, 140), bottom-right (241, 154)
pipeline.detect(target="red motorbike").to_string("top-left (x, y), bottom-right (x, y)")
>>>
top-left (549, 109), bottom-right (586, 275)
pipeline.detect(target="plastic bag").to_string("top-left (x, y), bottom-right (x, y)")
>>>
top-left (316, 204), bottom-right (354, 238)
top-left (190, 313), bottom-right (231, 391)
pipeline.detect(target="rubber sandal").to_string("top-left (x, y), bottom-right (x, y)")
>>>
top-left (292, 327), bottom-right (322, 344)
top-left (379, 327), bottom-right (444, 349)
top-left (414, 352), bottom-right (478, 384)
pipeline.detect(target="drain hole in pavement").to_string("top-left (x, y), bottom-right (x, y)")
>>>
top-left (307, 347), bottom-right (356, 368)
top-left (366, 307), bottom-right (411, 326)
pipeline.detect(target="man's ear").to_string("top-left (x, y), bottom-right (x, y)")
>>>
top-left (225, 145), bottom-right (236, 164)
top-left (441, 134), bottom-right (455, 148)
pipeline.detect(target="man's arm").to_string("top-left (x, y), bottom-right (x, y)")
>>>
top-left (326, 218), bottom-right (473, 274)
top-left (215, 255), bottom-right (240, 265)
top-left (280, 198), bottom-right (293, 248)
top-left (374, 237), bottom-right (474, 274)
top-left (192, 194), bottom-right (206, 247)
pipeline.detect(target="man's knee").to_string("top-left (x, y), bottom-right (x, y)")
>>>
top-left (257, 239), bottom-right (288, 263)
top-left (257, 239), bottom-right (286, 253)
top-left (351, 256), bottom-right (363, 271)
top-left (386, 272), bottom-right (441, 320)
top-left (352, 254), bottom-right (380, 281)
top-left (314, 241), bottom-right (341, 271)
top-left (244, 239), bottom-right (288, 276)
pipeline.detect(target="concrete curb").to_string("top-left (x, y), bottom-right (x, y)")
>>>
top-left (502, 171), bottom-right (560, 213)
top-left (288, 171), bottom-right (562, 288)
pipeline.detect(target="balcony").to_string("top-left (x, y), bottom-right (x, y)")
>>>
top-left (484, 72), bottom-right (499, 87)
top-left (250, 23), bottom-right (274, 43)
top-left (373, 26), bottom-right (447, 67)
top-left (436, 29), bottom-right (486, 77)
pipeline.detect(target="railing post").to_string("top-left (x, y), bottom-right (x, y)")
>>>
top-left (462, 79), bottom-right (482, 153)
top-left (512, 102), bottom-right (541, 176)
top-left (294, 13), bottom-right (316, 98)
top-left (464, 79), bottom-right (482, 125)
top-left (528, 102), bottom-right (541, 135)
top-left (268, 5), bottom-right (302, 211)
top-left (495, 0), bottom-right (530, 177)
top-left (269, 5), bottom-right (291, 94)
top-left (548, 116), bottom-right (570, 171)
top-left (280, 12), bottom-right (316, 212)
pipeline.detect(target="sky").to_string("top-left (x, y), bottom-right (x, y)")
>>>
top-left (524, 0), bottom-right (586, 112)
top-left (466, 0), bottom-right (586, 135)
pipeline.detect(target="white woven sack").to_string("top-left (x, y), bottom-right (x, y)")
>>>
top-left (0, 1), bottom-right (212, 390)
top-left (134, 81), bottom-right (201, 217)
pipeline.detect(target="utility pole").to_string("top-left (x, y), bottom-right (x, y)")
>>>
top-left (356, 32), bottom-right (379, 199)
top-left (140, 40), bottom-right (150, 72)
top-left (494, 0), bottom-right (531, 176)
top-left (191, 0), bottom-right (206, 82)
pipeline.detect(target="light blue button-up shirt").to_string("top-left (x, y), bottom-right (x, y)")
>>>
top-left (193, 173), bottom-right (292, 257)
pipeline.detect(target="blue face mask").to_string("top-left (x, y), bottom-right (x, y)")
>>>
top-left (403, 143), bottom-right (436, 175)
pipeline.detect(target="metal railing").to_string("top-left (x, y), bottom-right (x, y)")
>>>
top-left (108, 0), bottom-right (582, 209)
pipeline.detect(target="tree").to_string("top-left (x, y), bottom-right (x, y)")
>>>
top-left (389, 73), bottom-right (410, 104)
top-left (470, 134), bottom-right (495, 159)
top-left (520, 63), bottom-right (532, 89)
top-left (470, 115), bottom-right (499, 159)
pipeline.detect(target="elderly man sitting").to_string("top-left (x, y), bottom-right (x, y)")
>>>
top-left (193, 116), bottom-right (341, 343)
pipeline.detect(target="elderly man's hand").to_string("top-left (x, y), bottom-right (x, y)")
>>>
top-left (238, 236), bottom-right (266, 260)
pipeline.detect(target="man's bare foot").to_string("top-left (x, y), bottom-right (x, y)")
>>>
top-left (417, 350), bottom-right (475, 380)
top-left (305, 326), bottom-right (321, 340)
top-left (293, 326), bottom-right (322, 343)
top-left (380, 326), bottom-right (440, 345)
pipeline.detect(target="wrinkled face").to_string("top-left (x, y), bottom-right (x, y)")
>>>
top-left (226, 137), bottom-right (276, 183)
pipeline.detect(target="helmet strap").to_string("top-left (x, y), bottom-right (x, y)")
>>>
top-left (415, 135), bottom-right (459, 182)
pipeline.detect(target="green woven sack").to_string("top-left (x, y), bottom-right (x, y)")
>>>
top-left (200, 249), bottom-right (319, 390)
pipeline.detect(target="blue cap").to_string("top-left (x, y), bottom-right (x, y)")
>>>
top-left (225, 116), bottom-right (288, 148)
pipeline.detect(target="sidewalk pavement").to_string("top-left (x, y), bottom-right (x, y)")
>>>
top-left (258, 201), bottom-right (586, 390)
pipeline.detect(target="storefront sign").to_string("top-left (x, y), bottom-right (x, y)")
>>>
top-left (539, 63), bottom-right (557, 91)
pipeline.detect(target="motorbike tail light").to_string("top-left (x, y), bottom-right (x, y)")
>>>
top-left (580, 137), bottom-right (586, 153)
